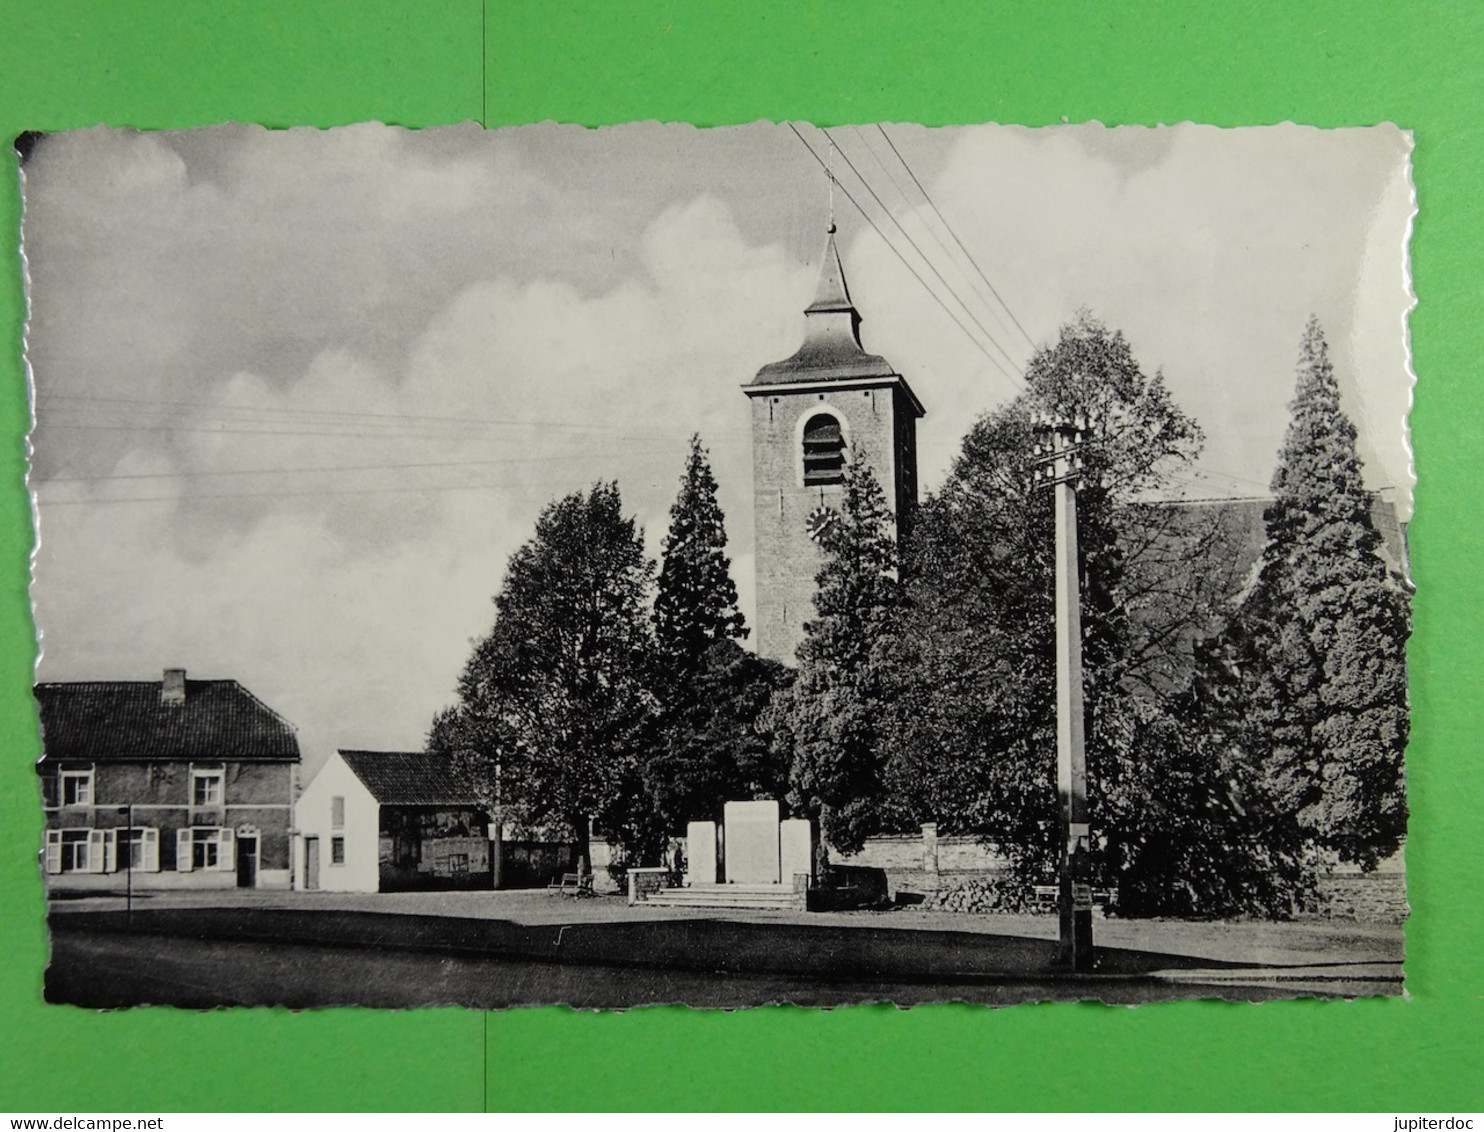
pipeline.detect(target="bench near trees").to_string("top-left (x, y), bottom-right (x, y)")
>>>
top-left (547, 872), bottom-right (594, 896)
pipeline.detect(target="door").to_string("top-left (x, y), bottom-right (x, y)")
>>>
top-left (235, 835), bottom-right (258, 888)
top-left (305, 837), bottom-right (320, 891)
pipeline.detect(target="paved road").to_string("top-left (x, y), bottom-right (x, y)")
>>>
top-left (49, 930), bottom-right (1362, 1010)
top-left (44, 889), bottom-right (1404, 1008)
top-left (52, 887), bottom-right (1405, 966)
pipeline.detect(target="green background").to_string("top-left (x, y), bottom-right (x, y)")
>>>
top-left (1, 1), bottom-right (1480, 1112)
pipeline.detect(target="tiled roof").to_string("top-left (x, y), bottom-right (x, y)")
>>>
top-left (35, 679), bottom-right (300, 764)
top-left (1162, 492), bottom-right (1410, 597)
top-left (339, 750), bottom-right (481, 806)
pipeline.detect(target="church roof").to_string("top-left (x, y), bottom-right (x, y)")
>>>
top-left (751, 228), bottom-right (902, 387)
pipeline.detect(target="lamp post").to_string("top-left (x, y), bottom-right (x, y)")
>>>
top-left (1032, 409), bottom-right (1095, 972)
top-left (116, 803), bottom-right (133, 931)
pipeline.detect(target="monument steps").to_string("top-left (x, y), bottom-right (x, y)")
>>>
top-left (645, 884), bottom-right (802, 912)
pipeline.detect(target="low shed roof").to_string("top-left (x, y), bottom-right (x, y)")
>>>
top-left (339, 749), bottom-right (481, 807)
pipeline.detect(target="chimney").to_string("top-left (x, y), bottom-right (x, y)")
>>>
top-left (162, 668), bottom-right (186, 707)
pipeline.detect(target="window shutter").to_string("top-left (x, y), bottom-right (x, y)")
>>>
top-left (218, 828), bottom-right (236, 872)
top-left (87, 829), bottom-right (107, 873)
top-left (177, 829), bottom-right (194, 872)
top-left (103, 829), bottom-right (117, 873)
top-left (44, 830), bottom-right (61, 875)
top-left (143, 828), bottom-right (160, 872)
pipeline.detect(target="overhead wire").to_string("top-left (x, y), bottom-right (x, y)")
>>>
top-left (820, 126), bottom-right (1025, 378)
top-left (877, 124), bottom-right (1038, 352)
top-left (42, 129), bottom-right (1055, 504)
top-left (35, 392), bottom-right (717, 438)
top-left (35, 451), bottom-right (661, 485)
top-left (851, 126), bottom-right (1032, 362)
top-left (36, 475), bottom-right (626, 507)
top-left (787, 122), bottom-right (1025, 393)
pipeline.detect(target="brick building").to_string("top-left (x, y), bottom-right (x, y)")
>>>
top-left (744, 226), bottom-right (925, 663)
top-left (36, 669), bottom-right (301, 890)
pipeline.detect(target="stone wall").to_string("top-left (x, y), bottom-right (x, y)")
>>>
top-left (830, 827), bottom-right (1009, 901)
top-left (1318, 872), bottom-right (1409, 924)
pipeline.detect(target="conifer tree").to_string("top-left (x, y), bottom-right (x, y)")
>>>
top-left (642, 435), bottom-right (789, 838)
top-left (1221, 318), bottom-right (1410, 869)
top-left (653, 435), bottom-right (747, 670)
top-left (770, 449), bottom-right (900, 854)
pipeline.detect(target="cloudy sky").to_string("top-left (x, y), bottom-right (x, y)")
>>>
top-left (20, 121), bottom-right (1414, 773)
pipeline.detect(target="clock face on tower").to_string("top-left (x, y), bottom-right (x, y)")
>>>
top-left (805, 505), bottom-right (839, 543)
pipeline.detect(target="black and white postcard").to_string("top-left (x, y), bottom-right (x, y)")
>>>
top-left (21, 120), bottom-right (1414, 1008)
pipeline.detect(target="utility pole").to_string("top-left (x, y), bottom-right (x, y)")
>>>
top-left (1033, 409), bottom-right (1095, 971)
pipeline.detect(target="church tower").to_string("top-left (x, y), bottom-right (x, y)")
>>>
top-left (744, 227), bottom-right (925, 664)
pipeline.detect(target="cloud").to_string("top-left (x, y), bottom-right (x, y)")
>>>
top-left (29, 164), bottom-right (805, 769)
top-left (23, 121), bottom-right (1414, 774)
top-left (837, 123), bottom-right (1413, 503)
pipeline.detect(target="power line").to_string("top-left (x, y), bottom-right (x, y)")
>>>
top-left (1187, 465), bottom-right (1275, 493)
top-left (35, 392), bottom-right (706, 438)
top-left (35, 451), bottom-right (647, 485)
top-left (37, 418), bottom-right (749, 448)
top-left (877, 124), bottom-right (1038, 351)
top-left (820, 126), bottom-right (1025, 378)
top-left (787, 122), bottom-right (1024, 393)
top-left (855, 126), bottom-right (1031, 355)
top-left (35, 477), bottom-right (611, 507)
top-left (34, 461), bottom-right (688, 506)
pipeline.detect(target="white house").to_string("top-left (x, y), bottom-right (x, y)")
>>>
top-left (295, 749), bottom-right (494, 893)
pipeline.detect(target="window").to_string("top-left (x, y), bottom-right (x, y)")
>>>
top-left (176, 826), bottom-right (233, 873)
top-left (61, 769), bottom-right (93, 807)
top-left (331, 836), bottom-right (345, 866)
top-left (118, 827), bottom-right (159, 871)
top-left (193, 830), bottom-right (220, 869)
top-left (802, 413), bottom-right (846, 485)
top-left (331, 795), bottom-right (345, 829)
top-left (61, 829), bottom-right (90, 871)
top-left (45, 828), bottom-right (105, 874)
top-left (192, 771), bottom-right (224, 806)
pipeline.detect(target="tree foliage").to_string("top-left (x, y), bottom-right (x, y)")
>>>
top-left (643, 639), bottom-right (793, 835)
top-left (1206, 318), bottom-right (1410, 871)
top-left (643, 437), bottom-right (790, 838)
top-left (653, 435), bottom-right (748, 672)
top-left (429, 482), bottom-right (656, 856)
top-left (878, 312), bottom-right (1310, 914)
top-left (770, 448), bottom-right (901, 853)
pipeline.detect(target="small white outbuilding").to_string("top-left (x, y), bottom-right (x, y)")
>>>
top-left (295, 749), bottom-right (494, 893)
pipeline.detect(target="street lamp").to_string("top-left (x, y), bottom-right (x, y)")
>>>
top-left (1032, 408), bottom-right (1095, 972)
top-left (116, 803), bottom-right (133, 931)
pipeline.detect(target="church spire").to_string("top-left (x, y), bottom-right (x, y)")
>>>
top-left (806, 224), bottom-right (854, 315)
top-left (749, 225), bottom-right (901, 386)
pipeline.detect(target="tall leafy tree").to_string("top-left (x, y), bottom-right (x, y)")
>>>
top-left (1212, 318), bottom-right (1410, 870)
top-left (770, 448), bottom-right (901, 854)
top-left (878, 313), bottom-right (1301, 913)
top-left (430, 482), bottom-right (657, 868)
